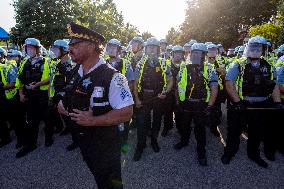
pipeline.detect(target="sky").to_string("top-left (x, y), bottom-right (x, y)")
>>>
top-left (0, 0), bottom-right (187, 39)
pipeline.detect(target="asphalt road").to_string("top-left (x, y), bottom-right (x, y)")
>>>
top-left (1, 107), bottom-right (284, 189)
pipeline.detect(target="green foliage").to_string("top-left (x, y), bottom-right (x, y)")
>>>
top-left (249, 23), bottom-right (282, 45)
top-left (166, 27), bottom-right (181, 45)
top-left (141, 31), bottom-right (153, 41)
top-left (12, 0), bottom-right (139, 47)
top-left (167, 0), bottom-right (281, 48)
top-left (12, 0), bottom-right (80, 47)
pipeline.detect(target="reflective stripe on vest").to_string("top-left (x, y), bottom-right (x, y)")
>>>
top-left (237, 58), bottom-right (274, 100)
top-left (121, 58), bottom-right (126, 76)
top-left (15, 57), bottom-right (50, 90)
top-left (49, 59), bottom-right (60, 98)
top-left (137, 56), bottom-right (167, 93)
top-left (178, 62), bottom-right (211, 102)
top-left (105, 57), bottom-right (127, 76)
top-left (0, 62), bottom-right (17, 99)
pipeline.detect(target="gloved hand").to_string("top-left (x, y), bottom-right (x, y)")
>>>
top-left (274, 102), bottom-right (284, 109)
top-left (204, 105), bottom-right (215, 117)
top-left (231, 100), bottom-right (246, 112)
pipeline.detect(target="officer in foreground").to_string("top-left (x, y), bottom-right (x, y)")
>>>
top-left (47, 39), bottom-right (74, 147)
top-left (174, 43), bottom-right (218, 166)
top-left (133, 37), bottom-right (173, 161)
top-left (57, 22), bottom-right (133, 189)
top-left (104, 38), bottom-right (135, 152)
top-left (0, 48), bottom-right (26, 149)
top-left (221, 36), bottom-right (282, 168)
top-left (16, 38), bottom-right (51, 158)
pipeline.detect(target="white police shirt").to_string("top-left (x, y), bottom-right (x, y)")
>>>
top-left (78, 58), bottom-right (134, 110)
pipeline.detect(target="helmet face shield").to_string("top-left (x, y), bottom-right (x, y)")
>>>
top-left (26, 45), bottom-right (37, 58)
top-left (50, 46), bottom-right (61, 59)
top-left (245, 43), bottom-right (263, 59)
top-left (160, 42), bottom-right (167, 51)
top-left (130, 41), bottom-right (141, 52)
top-left (207, 48), bottom-right (218, 58)
top-left (190, 50), bottom-right (204, 65)
top-left (145, 45), bottom-right (159, 57)
top-left (172, 51), bottom-right (184, 62)
top-left (106, 44), bottom-right (119, 58)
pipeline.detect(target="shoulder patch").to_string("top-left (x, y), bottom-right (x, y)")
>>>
top-left (113, 73), bottom-right (128, 88)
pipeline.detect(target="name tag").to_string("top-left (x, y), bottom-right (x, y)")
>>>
top-left (92, 87), bottom-right (104, 98)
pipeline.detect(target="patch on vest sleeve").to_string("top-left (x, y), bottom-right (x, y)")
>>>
top-left (120, 88), bottom-right (131, 101)
top-left (114, 74), bottom-right (128, 88)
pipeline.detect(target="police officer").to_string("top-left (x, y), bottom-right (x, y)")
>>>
top-left (8, 50), bottom-right (23, 67)
top-left (15, 38), bottom-right (51, 158)
top-left (174, 43), bottom-right (218, 166)
top-left (221, 36), bottom-right (282, 168)
top-left (105, 38), bottom-right (135, 152)
top-left (0, 48), bottom-right (26, 149)
top-left (45, 39), bottom-right (74, 147)
top-left (217, 44), bottom-right (226, 57)
top-left (0, 48), bottom-right (12, 147)
top-left (162, 45), bottom-right (184, 137)
top-left (237, 46), bottom-right (245, 58)
top-left (120, 46), bottom-right (128, 59)
top-left (159, 39), bottom-right (168, 59)
top-left (133, 37), bottom-right (173, 161)
top-left (127, 36), bottom-right (144, 131)
top-left (57, 22), bottom-right (133, 189)
top-left (184, 39), bottom-right (197, 60)
top-left (165, 44), bottom-right (173, 60)
top-left (227, 48), bottom-right (235, 58)
top-left (207, 43), bottom-right (226, 137)
top-left (275, 55), bottom-right (284, 154)
top-left (128, 36), bottom-right (144, 69)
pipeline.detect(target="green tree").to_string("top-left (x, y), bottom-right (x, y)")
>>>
top-left (166, 27), bottom-right (181, 45)
top-left (141, 31), bottom-right (153, 41)
top-left (172, 0), bottom-right (280, 48)
top-left (249, 23), bottom-right (282, 45)
top-left (12, 0), bottom-right (139, 47)
top-left (13, 0), bottom-right (80, 47)
top-left (75, 0), bottom-right (139, 45)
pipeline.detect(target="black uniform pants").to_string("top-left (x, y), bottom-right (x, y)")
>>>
top-left (0, 95), bottom-right (26, 144)
top-left (0, 98), bottom-right (10, 142)
top-left (136, 99), bottom-right (163, 149)
top-left (24, 91), bottom-right (48, 147)
top-left (163, 91), bottom-right (175, 131)
top-left (179, 102), bottom-right (207, 158)
top-left (224, 100), bottom-right (272, 158)
top-left (223, 105), bottom-right (246, 157)
top-left (74, 125), bottom-right (122, 189)
top-left (45, 98), bottom-right (64, 141)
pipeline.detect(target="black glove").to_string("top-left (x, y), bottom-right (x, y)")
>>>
top-left (274, 102), bottom-right (284, 109)
top-left (231, 100), bottom-right (246, 112)
top-left (204, 105), bottom-right (215, 117)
